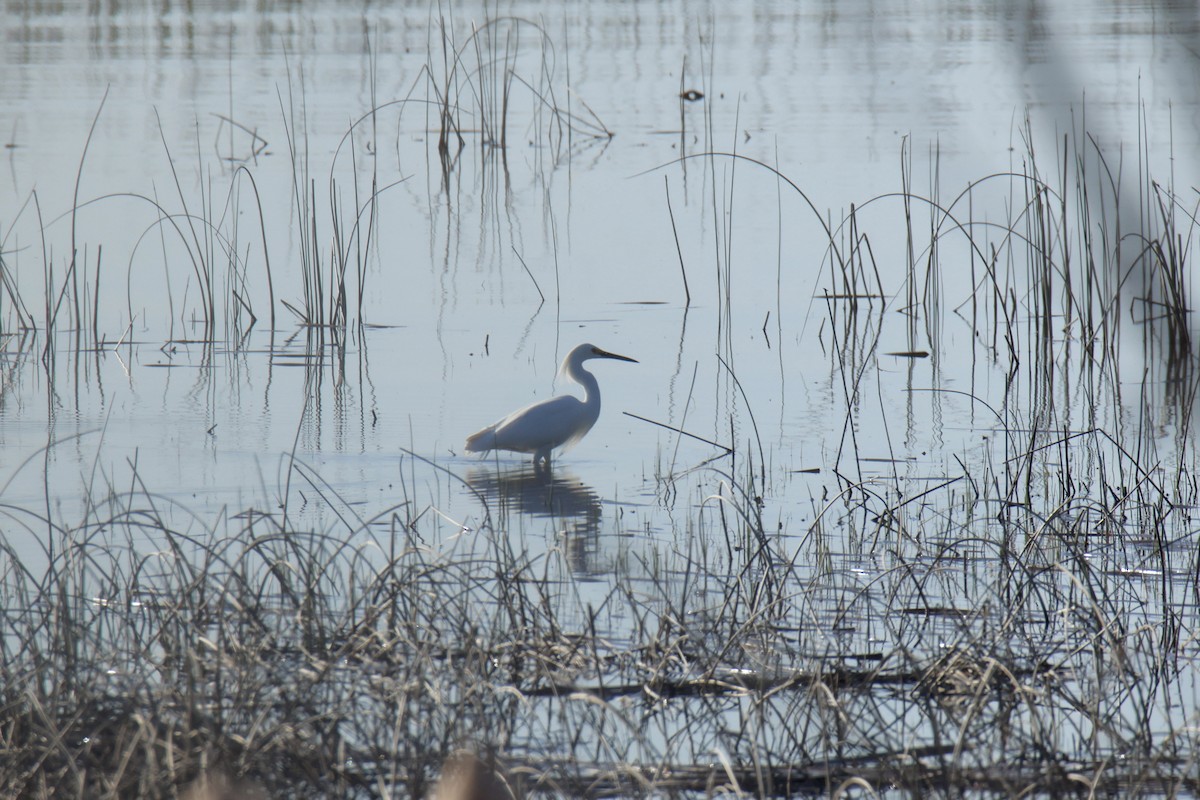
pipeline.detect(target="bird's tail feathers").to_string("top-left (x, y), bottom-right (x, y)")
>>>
top-left (464, 428), bottom-right (496, 453)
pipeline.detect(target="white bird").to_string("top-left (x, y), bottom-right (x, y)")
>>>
top-left (465, 343), bottom-right (638, 469)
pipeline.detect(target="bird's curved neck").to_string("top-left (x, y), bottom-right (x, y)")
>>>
top-left (571, 364), bottom-right (601, 408)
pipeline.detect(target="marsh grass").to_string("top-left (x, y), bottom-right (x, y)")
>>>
top-left (4, 19), bottom-right (1200, 798)
top-left (4, 423), bottom-right (1200, 798)
top-left (0, 15), bottom-right (606, 357)
top-left (3, 164), bottom-right (1200, 797)
top-left (419, 15), bottom-right (611, 171)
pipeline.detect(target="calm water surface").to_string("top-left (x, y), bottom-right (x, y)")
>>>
top-left (2, 0), bottom-right (1199, 628)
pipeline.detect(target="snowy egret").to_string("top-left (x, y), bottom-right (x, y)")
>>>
top-left (465, 343), bottom-right (638, 469)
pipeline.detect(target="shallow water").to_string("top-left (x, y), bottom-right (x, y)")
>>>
top-left (3, 0), bottom-right (1196, 525)
top-left (4, 0), bottom-right (1200, 792)
top-left (3, 0), bottom-right (1198, 616)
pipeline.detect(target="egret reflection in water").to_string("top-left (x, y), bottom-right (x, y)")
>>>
top-left (467, 465), bottom-right (606, 574)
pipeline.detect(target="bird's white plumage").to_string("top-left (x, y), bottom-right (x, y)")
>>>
top-left (465, 343), bottom-right (637, 468)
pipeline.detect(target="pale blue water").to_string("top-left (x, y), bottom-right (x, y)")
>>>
top-left (3, 4), bottom-right (1200, 783)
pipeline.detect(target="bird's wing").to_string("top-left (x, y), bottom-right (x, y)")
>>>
top-left (466, 395), bottom-right (569, 453)
top-left (489, 394), bottom-right (588, 453)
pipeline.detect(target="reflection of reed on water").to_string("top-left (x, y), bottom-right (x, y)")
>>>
top-left (467, 465), bottom-right (604, 575)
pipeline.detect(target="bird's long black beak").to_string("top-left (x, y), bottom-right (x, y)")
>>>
top-left (592, 347), bottom-right (638, 363)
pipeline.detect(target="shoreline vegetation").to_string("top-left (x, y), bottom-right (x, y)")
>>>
top-left (4, 13), bottom-right (1200, 800)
